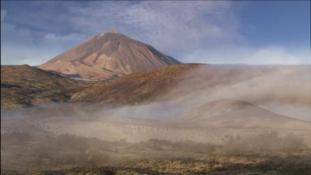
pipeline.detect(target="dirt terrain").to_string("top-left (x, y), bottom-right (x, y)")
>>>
top-left (39, 32), bottom-right (180, 80)
top-left (2, 62), bottom-right (311, 175)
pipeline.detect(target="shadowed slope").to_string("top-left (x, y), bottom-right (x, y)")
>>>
top-left (1, 65), bottom-right (85, 109)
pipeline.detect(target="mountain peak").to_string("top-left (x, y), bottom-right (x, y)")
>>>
top-left (95, 28), bottom-right (121, 38)
top-left (109, 28), bottom-right (119, 33)
top-left (38, 31), bottom-right (180, 80)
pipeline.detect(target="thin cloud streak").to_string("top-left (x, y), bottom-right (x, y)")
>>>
top-left (184, 46), bottom-right (311, 65)
top-left (1, 1), bottom-right (309, 65)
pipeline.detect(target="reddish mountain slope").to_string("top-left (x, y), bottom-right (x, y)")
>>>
top-left (70, 64), bottom-right (199, 105)
top-left (38, 32), bottom-right (180, 80)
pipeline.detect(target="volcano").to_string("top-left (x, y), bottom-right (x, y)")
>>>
top-left (38, 31), bottom-right (180, 80)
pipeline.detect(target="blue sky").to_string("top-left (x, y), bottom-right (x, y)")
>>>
top-left (1, 0), bottom-right (310, 65)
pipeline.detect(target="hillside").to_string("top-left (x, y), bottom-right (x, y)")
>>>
top-left (1, 65), bottom-right (85, 109)
top-left (2, 64), bottom-right (310, 113)
top-left (70, 64), bottom-right (200, 105)
top-left (1, 64), bottom-right (196, 109)
top-left (1, 64), bottom-right (197, 108)
top-left (2, 64), bottom-right (311, 175)
top-left (38, 32), bottom-right (180, 80)
top-left (182, 99), bottom-right (311, 130)
top-left (69, 64), bottom-right (294, 105)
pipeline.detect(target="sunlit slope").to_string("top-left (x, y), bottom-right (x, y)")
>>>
top-left (2, 64), bottom-right (310, 119)
top-left (71, 64), bottom-right (311, 108)
top-left (70, 64), bottom-right (200, 104)
top-left (39, 32), bottom-right (180, 80)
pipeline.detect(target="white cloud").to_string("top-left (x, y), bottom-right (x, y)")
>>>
top-left (120, 1), bottom-right (238, 51)
top-left (245, 46), bottom-right (310, 65)
top-left (66, 1), bottom-right (241, 54)
top-left (1, 45), bottom-right (52, 65)
top-left (42, 32), bottom-right (86, 45)
top-left (183, 45), bottom-right (311, 65)
top-left (1, 1), bottom-right (309, 65)
top-left (1, 25), bottom-right (86, 65)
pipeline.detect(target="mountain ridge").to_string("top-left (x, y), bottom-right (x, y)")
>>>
top-left (38, 32), bottom-right (180, 80)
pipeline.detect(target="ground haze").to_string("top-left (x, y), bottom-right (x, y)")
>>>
top-left (2, 64), bottom-right (311, 175)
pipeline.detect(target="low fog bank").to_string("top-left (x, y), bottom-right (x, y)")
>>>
top-left (2, 65), bottom-right (311, 172)
top-left (160, 65), bottom-right (311, 121)
top-left (2, 103), bottom-right (311, 172)
top-left (1, 120), bottom-right (310, 172)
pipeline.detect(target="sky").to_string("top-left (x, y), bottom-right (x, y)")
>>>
top-left (1, 0), bottom-right (310, 65)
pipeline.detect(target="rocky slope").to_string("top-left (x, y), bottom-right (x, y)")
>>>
top-left (3, 64), bottom-right (311, 113)
top-left (70, 64), bottom-right (199, 105)
top-left (38, 32), bottom-right (180, 80)
top-left (1, 65), bottom-right (85, 109)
